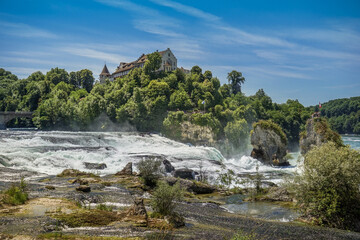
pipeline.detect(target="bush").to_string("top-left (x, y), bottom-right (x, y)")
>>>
top-left (137, 158), bottom-right (162, 187)
top-left (150, 181), bottom-right (183, 216)
top-left (2, 178), bottom-right (28, 205)
top-left (287, 142), bottom-right (360, 231)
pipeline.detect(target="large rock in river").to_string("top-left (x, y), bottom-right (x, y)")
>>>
top-left (300, 117), bottom-right (343, 155)
top-left (250, 120), bottom-right (288, 166)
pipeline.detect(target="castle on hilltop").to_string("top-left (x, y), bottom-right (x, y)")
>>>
top-left (100, 48), bottom-right (189, 83)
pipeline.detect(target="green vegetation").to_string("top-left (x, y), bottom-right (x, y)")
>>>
top-left (286, 142), bottom-right (360, 231)
top-left (1, 178), bottom-right (28, 205)
top-left (230, 230), bottom-right (257, 240)
top-left (1, 55), bottom-right (358, 150)
top-left (150, 181), bottom-right (183, 217)
top-left (137, 158), bottom-right (162, 187)
top-left (96, 204), bottom-right (113, 212)
top-left (313, 117), bottom-right (344, 147)
top-left (54, 209), bottom-right (120, 227)
top-left (309, 97), bottom-right (360, 134)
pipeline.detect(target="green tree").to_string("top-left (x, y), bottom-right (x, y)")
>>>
top-left (144, 52), bottom-right (162, 75)
top-left (45, 67), bottom-right (69, 85)
top-left (78, 69), bottom-right (94, 92)
top-left (287, 142), bottom-right (360, 231)
top-left (150, 181), bottom-right (183, 216)
top-left (191, 65), bottom-right (202, 75)
top-left (169, 89), bottom-right (193, 110)
top-left (224, 119), bottom-right (249, 151)
top-left (227, 70), bottom-right (245, 95)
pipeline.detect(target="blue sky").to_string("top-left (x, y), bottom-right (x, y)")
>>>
top-left (0, 0), bottom-right (359, 106)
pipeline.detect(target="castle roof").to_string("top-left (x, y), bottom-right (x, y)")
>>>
top-left (100, 64), bottom-right (110, 76)
top-left (113, 48), bottom-right (172, 74)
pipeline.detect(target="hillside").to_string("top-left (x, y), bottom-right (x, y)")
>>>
top-left (308, 97), bottom-right (360, 134)
top-left (0, 53), bottom-right (330, 153)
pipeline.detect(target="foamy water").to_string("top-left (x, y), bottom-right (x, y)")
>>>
top-left (0, 131), bottom-right (302, 184)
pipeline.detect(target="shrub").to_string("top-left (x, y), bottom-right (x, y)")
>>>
top-left (150, 181), bottom-right (183, 216)
top-left (286, 142), bottom-right (360, 231)
top-left (137, 158), bottom-right (162, 187)
top-left (2, 178), bottom-right (28, 205)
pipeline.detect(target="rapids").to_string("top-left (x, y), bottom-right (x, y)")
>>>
top-left (0, 130), bottom-right (302, 185)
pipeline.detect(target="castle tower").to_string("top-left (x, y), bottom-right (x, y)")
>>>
top-left (99, 64), bottom-right (111, 83)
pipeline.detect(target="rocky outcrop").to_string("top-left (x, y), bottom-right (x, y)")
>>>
top-left (163, 159), bottom-right (175, 173)
top-left (165, 177), bottom-right (216, 194)
top-left (116, 162), bottom-right (133, 176)
top-left (180, 121), bottom-right (215, 145)
top-left (174, 168), bottom-right (195, 180)
top-left (76, 185), bottom-right (91, 192)
top-left (250, 120), bottom-right (288, 166)
top-left (300, 117), bottom-right (343, 155)
top-left (84, 162), bottom-right (107, 170)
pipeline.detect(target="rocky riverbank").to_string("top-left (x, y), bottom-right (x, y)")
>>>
top-left (1, 167), bottom-right (360, 240)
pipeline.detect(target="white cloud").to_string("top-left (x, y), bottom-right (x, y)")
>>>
top-left (61, 46), bottom-right (131, 64)
top-left (150, 0), bottom-right (220, 22)
top-left (0, 21), bottom-right (57, 38)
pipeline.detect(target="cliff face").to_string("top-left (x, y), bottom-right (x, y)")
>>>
top-left (179, 121), bottom-right (215, 145)
top-left (300, 117), bottom-right (343, 155)
top-left (250, 122), bottom-right (288, 166)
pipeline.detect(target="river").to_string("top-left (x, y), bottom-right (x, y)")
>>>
top-left (0, 130), bottom-right (303, 184)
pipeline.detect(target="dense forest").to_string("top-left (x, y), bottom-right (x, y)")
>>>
top-left (0, 52), bottom-right (359, 152)
top-left (308, 97), bottom-right (360, 134)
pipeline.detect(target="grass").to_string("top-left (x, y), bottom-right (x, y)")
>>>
top-left (1, 178), bottom-right (28, 205)
top-left (53, 209), bottom-right (120, 227)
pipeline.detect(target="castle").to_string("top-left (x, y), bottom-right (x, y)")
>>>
top-left (100, 48), bottom-right (188, 83)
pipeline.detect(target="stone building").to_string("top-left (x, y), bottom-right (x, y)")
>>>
top-left (100, 48), bottom-right (179, 83)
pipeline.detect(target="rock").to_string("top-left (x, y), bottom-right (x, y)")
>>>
top-left (76, 185), bottom-right (91, 193)
top-left (84, 162), bottom-right (107, 170)
top-left (116, 162), bottom-right (133, 175)
top-left (165, 212), bottom-right (185, 228)
top-left (57, 169), bottom-right (96, 178)
top-left (250, 120), bottom-right (288, 166)
top-left (45, 185), bottom-right (55, 190)
top-left (189, 181), bottom-right (216, 194)
top-left (165, 177), bottom-right (216, 194)
top-left (300, 117), bottom-right (343, 155)
top-left (163, 159), bottom-right (175, 173)
top-left (174, 168), bottom-right (195, 180)
top-left (260, 187), bottom-right (293, 202)
top-left (0, 209), bottom-right (10, 214)
top-left (123, 197), bottom-right (148, 227)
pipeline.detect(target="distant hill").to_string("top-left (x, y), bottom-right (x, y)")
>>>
top-left (309, 97), bottom-right (360, 134)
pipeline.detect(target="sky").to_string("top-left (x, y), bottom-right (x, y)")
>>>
top-left (0, 0), bottom-right (359, 106)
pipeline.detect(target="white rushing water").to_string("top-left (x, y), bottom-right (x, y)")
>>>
top-left (0, 130), bottom-right (302, 184)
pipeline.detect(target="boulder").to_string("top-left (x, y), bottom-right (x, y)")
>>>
top-left (163, 159), bottom-right (175, 173)
top-left (57, 169), bottom-right (96, 178)
top-left (259, 187), bottom-right (293, 202)
top-left (300, 117), bottom-right (343, 155)
top-left (250, 120), bottom-right (288, 166)
top-left (76, 185), bottom-right (91, 193)
top-left (116, 162), bottom-right (133, 175)
top-left (165, 177), bottom-right (215, 194)
top-left (174, 168), bottom-right (195, 180)
top-left (84, 162), bottom-right (107, 170)
top-left (123, 197), bottom-right (148, 227)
